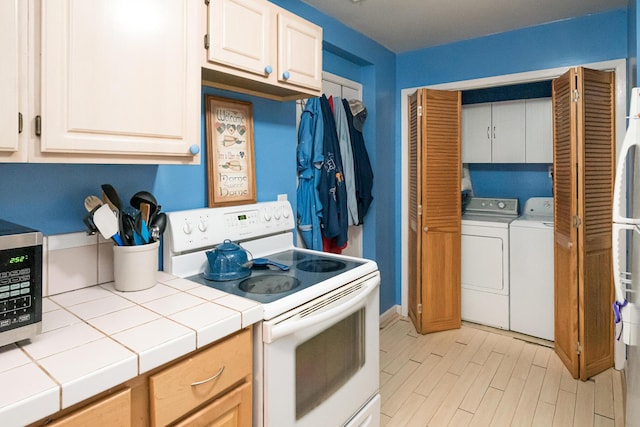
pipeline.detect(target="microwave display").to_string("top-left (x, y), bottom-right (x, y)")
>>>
top-left (0, 245), bottom-right (42, 334)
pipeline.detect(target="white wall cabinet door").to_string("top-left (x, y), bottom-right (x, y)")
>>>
top-left (462, 104), bottom-right (492, 163)
top-left (277, 10), bottom-right (323, 90)
top-left (0, 0), bottom-right (27, 162)
top-left (491, 100), bottom-right (526, 163)
top-left (462, 100), bottom-right (526, 163)
top-left (525, 98), bottom-right (553, 163)
top-left (208, 0), bottom-right (274, 77)
top-left (38, 0), bottom-right (200, 163)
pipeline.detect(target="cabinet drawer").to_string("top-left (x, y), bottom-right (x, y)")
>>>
top-left (174, 381), bottom-right (252, 427)
top-left (49, 388), bottom-right (131, 427)
top-left (149, 328), bottom-right (252, 427)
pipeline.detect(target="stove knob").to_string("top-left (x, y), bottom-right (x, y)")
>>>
top-left (183, 221), bottom-right (193, 234)
top-left (198, 220), bottom-right (208, 232)
top-left (497, 201), bottom-right (506, 209)
top-left (274, 206), bottom-right (282, 220)
top-left (282, 206), bottom-right (290, 218)
top-left (263, 208), bottom-right (272, 221)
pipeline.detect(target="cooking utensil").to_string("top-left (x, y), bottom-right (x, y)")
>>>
top-left (92, 204), bottom-right (123, 246)
top-left (101, 184), bottom-right (122, 210)
top-left (140, 202), bottom-right (151, 224)
top-left (149, 212), bottom-right (167, 241)
top-left (83, 213), bottom-right (98, 235)
top-left (84, 195), bottom-right (103, 212)
top-left (204, 239), bottom-right (251, 281)
top-left (130, 191), bottom-right (158, 222)
top-left (121, 213), bottom-right (136, 246)
top-left (251, 258), bottom-right (290, 271)
top-left (133, 213), bottom-right (149, 244)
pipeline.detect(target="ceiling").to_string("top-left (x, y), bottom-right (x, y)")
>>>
top-left (300, 0), bottom-right (627, 53)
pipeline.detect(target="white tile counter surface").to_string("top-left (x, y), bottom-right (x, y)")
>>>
top-left (0, 271), bottom-right (262, 427)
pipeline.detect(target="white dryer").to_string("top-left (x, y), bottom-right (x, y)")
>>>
top-left (509, 197), bottom-right (554, 341)
top-left (461, 197), bottom-right (519, 329)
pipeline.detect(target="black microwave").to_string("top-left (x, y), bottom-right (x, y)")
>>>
top-left (0, 220), bottom-right (42, 347)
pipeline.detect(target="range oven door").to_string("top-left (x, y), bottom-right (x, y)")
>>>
top-left (262, 272), bottom-right (380, 427)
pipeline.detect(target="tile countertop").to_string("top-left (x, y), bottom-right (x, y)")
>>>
top-left (0, 271), bottom-right (262, 427)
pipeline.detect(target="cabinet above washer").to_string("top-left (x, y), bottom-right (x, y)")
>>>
top-left (201, 0), bottom-right (323, 101)
top-left (462, 98), bottom-right (552, 164)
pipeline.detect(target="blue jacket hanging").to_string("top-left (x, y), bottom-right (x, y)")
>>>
top-left (296, 98), bottom-right (324, 251)
top-left (319, 95), bottom-right (348, 247)
top-left (343, 98), bottom-right (373, 224)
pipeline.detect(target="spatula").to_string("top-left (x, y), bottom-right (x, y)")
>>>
top-left (92, 204), bottom-right (123, 246)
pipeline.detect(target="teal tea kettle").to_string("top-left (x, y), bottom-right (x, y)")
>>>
top-left (204, 239), bottom-right (252, 281)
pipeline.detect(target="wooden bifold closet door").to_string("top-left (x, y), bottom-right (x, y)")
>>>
top-left (552, 67), bottom-right (615, 380)
top-left (408, 89), bottom-right (461, 334)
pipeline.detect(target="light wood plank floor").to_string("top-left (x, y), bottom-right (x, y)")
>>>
top-left (379, 316), bottom-right (625, 427)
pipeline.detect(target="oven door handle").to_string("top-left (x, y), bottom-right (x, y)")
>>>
top-left (265, 278), bottom-right (378, 343)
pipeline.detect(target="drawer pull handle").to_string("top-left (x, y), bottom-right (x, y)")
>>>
top-left (191, 366), bottom-right (225, 386)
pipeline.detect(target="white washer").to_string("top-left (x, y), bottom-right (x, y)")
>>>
top-left (509, 197), bottom-right (554, 341)
top-left (462, 197), bottom-right (519, 329)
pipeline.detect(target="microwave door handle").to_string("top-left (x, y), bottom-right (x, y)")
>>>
top-left (265, 279), bottom-right (378, 343)
top-left (613, 223), bottom-right (635, 304)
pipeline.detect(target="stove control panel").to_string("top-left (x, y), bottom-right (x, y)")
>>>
top-left (166, 201), bottom-right (295, 254)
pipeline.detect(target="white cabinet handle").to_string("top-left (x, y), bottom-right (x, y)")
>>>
top-left (493, 126), bottom-right (496, 139)
top-left (191, 366), bottom-right (225, 386)
top-left (487, 126), bottom-right (490, 140)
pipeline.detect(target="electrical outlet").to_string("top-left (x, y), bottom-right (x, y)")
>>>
top-left (277, 194), bottom-right (287, 201)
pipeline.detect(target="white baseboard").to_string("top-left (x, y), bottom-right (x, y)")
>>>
top-left (379, 305), bottom-right (402, 328)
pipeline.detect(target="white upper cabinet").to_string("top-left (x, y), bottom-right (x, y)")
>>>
top-left (277, 11), bottom-right (323, 90)
top-left (34, 0), bottom-right (201, 163)
top-left (0, 0), bottom-right (27, 162)
top-left (462, 101), bottom-right (526, 163)
top-left (491, 101), bottom-right (526, 163)
top-left (462, 99), bottom-right (553, 164)
top-left (462, 104), bottom-right (493, 163)
top-left (207, 0), bottom-right (273, 76)
top-left (525, 98), bottom-right (553, 163)
top-left (203, 0), bottom-right (322, 101)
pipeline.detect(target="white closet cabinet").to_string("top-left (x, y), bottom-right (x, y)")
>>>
top-left (35, 0), bottom-right (201, 164)
top-left (525, 98), bottom-right (553, 163)
top-left (462, 104), bottom-right (492, 163)
top-left (0, 0), bottom-right (27, 162)
top-left (203, 0), bottom-right (322, 101)
top-left (462, 101), bottom-right (526, 163)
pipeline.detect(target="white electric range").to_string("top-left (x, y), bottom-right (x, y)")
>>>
top-left (163, 200), bottom-right (381, 427)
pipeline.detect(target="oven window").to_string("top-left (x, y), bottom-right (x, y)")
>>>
top-left (295, 308), bottom-right (366, 420)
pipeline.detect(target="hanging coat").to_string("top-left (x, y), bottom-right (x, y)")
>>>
top-left (296, 98), bottom-right (324, 251)
top-left (343, 98), bottom-right (373, 224)
top-left (318, 95), bottom-right (349, 247)
top-left (333, 97), bottom-right (358, 226)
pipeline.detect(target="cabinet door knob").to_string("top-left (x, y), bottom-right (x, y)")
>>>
top-left (189, 144), bottom-right (200, 155)
top-left (282, 70), bottom-right (291, 80)
top-left (264, 65), bottom-right (273, 75)
top-left (423, 226), bottom-right (429, 232)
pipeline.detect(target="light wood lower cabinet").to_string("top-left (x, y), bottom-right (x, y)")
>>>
top-left (174, 381), bottom-right (252, 427)
top-left (150, 328), bottom-right (252, 426)
top-left (47, 388), bottom-right (131, 427)
top-left (28, 328), bottom-right (252, 427)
